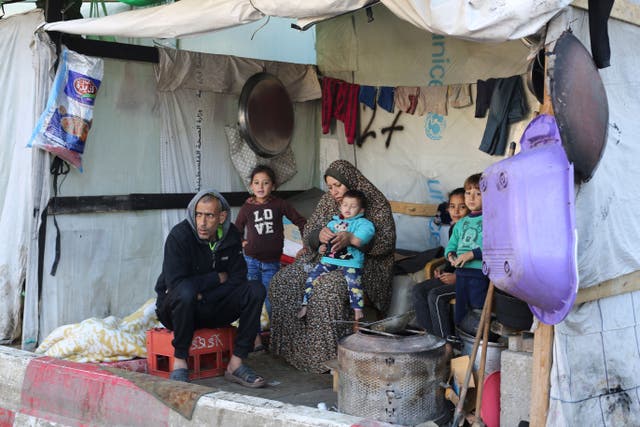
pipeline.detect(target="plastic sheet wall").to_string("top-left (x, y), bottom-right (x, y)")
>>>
top-left (35, 58), bottom-right (165, 343)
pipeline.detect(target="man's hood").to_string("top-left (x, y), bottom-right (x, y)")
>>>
top-left (186, 189), bottom-right (231, 244)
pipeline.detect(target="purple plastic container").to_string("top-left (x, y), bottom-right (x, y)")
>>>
top-left (481, 114), bottom-right (578, 325)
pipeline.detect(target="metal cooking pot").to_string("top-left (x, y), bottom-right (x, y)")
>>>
top-left (337, 331), bottom-right (451, 425)
top-left (238, 72), bottom-right (294, 158)
top-left (454, 328), bottom-right (506, 376)
top-left (493, 288), bottom-right (533, 331)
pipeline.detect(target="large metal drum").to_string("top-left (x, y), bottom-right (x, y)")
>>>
top-left (337, 331), bottom-right (451, 425)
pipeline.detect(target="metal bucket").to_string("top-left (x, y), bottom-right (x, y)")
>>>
top-left (337, 331), bottom-right (451, 425)
top-left (455, 328), bottom-right (506, 376)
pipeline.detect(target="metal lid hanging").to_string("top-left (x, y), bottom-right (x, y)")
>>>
top-left (238, 72), bottom-right (294, 158)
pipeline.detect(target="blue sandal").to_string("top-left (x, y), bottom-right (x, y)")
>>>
top-left (224, 365), bottom-right (265, 388)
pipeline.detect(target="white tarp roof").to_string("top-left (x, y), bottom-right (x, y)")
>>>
top-left (43, 0), bottom-right (572, 42)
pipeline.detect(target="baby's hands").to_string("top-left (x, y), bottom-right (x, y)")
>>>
top-left (319, 227), bottom-right (335, 244)
top-left (319, 244), bottom-right (327, 255)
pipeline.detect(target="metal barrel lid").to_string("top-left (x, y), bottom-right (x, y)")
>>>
top-left (339, 331), bottom-right (445, 354)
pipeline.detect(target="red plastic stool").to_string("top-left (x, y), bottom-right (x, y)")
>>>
top-left (146, 326), bottom-right (236, 380)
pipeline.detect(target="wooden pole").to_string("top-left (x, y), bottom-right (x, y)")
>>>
top-left (474, 282), bottom-right (495, 423)
top-left (529, 42), bottom-right (555, 427)
top-left (451, 285), bottom-right (494, 426)
top-left (530, 322), bottom-right (554, 426)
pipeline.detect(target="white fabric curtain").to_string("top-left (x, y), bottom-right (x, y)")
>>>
top-left (0, 10), bottom-right (51, 344)
top-left (155, 49), bottom-right (320, 234)
top-left (21, 32), bottom-right (56, 350)
top-left (155, 48), bottom-right (321, 101)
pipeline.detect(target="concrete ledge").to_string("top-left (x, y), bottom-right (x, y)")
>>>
top-left (0, 346), bottom-right (394, 427)
top-left (0, 346), bottom-right (39, 413)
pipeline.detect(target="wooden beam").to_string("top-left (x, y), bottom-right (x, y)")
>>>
top-left (575, 269), bottom-right (640, 304)
top-left (388, 200), bottom-right (438, 217)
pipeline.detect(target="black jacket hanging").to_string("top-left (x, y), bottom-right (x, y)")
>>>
top-left (478, 76), bottom-right (528, 156)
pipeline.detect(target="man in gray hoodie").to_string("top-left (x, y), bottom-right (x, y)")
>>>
top-left (155, 189), bottom-right (266, 387)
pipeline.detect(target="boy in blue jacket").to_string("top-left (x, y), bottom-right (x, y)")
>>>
top-left (298, 190), bottom-right (375, 321)
top-left (445, 173), bottom-right (490, 325)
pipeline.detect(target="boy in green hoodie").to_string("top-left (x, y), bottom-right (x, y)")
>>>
top-left (445, 173), bottom-right (489, 325)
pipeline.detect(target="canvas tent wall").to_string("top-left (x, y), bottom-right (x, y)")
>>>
top-left (3, 2), bottom-right (640, 425)
top-left (0, 9), bottom-right (321, 347)
top-left (315, 5), bottom-right (640, 425)
top-left (0, 10), bottom-right (53, 345)
top-left (316, 6), bottom-right (539, 251)
top-left (26, 56), bottom-right (319, 347)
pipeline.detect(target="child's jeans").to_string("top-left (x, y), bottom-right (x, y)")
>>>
top-left (244, 255), bottom-right (280, 318)
top-left (302, 262), bottom-right (364, 310)
top-left (454, 267), bottom-right (490, 325)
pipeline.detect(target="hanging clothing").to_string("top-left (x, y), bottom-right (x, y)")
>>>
top-left (395, 86), bottom-right (448, 116)
top-left (321, 77), bottom-right (339, 134)
top-left (418, 85), bottom-right (448, 116)
top-left (478, 75), bottom-right (528, 156)
top-left (448, 84), bottom-right (473, 109)
top-left (588, 0), bottom-right (615, 69)
top-left (377, 86), bottom-right (395, 113)
top-left (321, 77), bottom-right (360, 144)
top-left (475, 78), bottom-right (497, 118)
top-left (358, 85), bottom-right (377, 110)
top-left (395, 86), bottom-right (420, 114)
top-left (334, 81), bottom-right (360, 144)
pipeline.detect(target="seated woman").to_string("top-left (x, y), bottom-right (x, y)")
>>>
top-left (268, 160), bottom-right (396, 373)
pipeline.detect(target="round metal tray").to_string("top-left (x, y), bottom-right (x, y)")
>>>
top-left (238, 72), bottom-right (294, 158)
